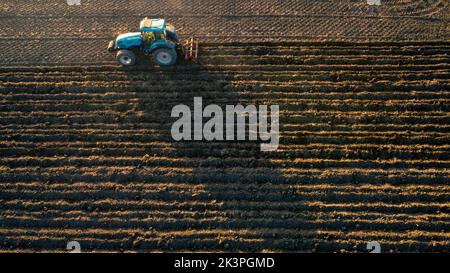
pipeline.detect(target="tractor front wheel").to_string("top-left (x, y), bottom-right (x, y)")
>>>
top-left (116, 50), bottom-right (136, 66)
top-left (152, 48), bottom-right (177, 66)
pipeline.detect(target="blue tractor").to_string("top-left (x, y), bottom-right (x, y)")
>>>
top-left (108, 18), bottom-right (198, 67)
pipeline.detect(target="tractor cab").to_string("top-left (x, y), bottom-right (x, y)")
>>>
top-left (139, 18), bottom-right (181, 48)
top-left (140, 18), bottom-right (166, 46)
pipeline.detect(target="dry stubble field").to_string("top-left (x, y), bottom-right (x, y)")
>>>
top-left (0, 0), bottom-right (449, 252)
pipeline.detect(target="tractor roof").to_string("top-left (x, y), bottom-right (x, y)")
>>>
top-left (140, 18), bottom-right (166, 33)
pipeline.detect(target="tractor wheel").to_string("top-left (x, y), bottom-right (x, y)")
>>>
top-left (152, 48), bottom-right (177, 66)
top-left (116, 50), bottom-right (136, 66)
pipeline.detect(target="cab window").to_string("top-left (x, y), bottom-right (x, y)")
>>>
top-left (154, 32), bottom-right (166, 40)
top-left (142, 32), bottom-right (155, 46)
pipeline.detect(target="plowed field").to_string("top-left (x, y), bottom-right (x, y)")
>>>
top-left (0, 0), bottom-right (449, 253)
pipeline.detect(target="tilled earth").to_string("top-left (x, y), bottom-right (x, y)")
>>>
top-left (0, 1), bottom-right (449, 252)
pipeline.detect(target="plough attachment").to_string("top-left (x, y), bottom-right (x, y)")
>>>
top-left (183, 37), bottom-right (199, 62)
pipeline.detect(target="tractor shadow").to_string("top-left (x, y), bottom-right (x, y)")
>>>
top-left (121, 54), bottom-right (316, 253)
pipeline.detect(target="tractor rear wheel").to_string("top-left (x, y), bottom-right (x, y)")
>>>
top-left (152, 48), bottom-right (177, 66)
top-left (116, 50), bottom-right (136, 66)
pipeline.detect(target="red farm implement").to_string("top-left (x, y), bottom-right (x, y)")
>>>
top-left (183, 37), bottom-right (199, 62)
